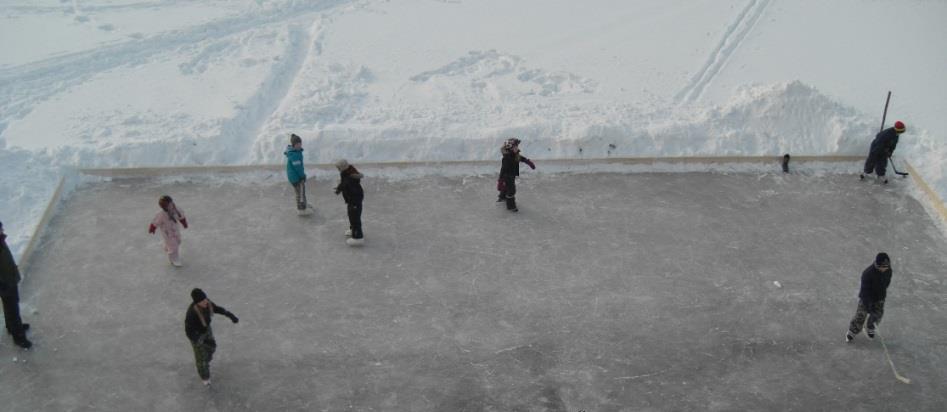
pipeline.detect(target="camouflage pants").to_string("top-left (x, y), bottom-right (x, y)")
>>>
top-left (190, 330), bottom-right (217, 380)
top-left (848, 300), bottom-right (885, 335)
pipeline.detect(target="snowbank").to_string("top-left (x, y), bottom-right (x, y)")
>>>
top-left (2, 0), bottom-right (945, 261)
top-left (4, 80), bottom-right (941, 261)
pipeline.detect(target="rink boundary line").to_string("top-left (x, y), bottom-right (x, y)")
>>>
top-left (19, 176), bottom-right (66, 275)
top-left (906, 162), bottom-right (947, 224)
top-left (76, 155), bottom-right (863, 177)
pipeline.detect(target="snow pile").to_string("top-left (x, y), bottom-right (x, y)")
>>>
top-left (1, 0), bottom-right (945, 260)
top-left (0, 80), bottom-right (882, 259)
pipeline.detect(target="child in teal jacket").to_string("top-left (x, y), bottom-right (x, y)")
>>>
top-left (284, 134), bottom-right (311, 215)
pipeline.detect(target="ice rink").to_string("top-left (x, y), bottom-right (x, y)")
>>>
top-left (2, 170), bottom-right (946, 411)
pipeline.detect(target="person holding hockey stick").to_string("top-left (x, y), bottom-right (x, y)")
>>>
top-left (285, 133), bottom-right (312, 216)
top-left (846, 253), bottom-right (893, 342)
top-left (497, 138), bottom-right (535, 212)
top-left (861, 121), bottom-right (905, 184)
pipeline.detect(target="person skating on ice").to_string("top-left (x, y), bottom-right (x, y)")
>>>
top-left (284, 133), bottom-right (312, 216)
top-left (185, 288), bottom-right (238, 386)
top-left (0, 221), bottom-right (32, 349)
top-left (860, 121), bottom-right (906, 184)
top-left (846, 253), bottom-right (893, 342)
top-left (148, 195), bottom-right (188, 267)
top-left (497, 138), bottom-right (535, 212)
top-left (334, 159), bottom-right (365, 246)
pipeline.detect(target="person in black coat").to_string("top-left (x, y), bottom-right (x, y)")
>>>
top-left (846, 253), bottom-right (893, 342)
top-left (497, 138), bottom-right (535, 212)
top-left (0, 221), bottom-right (31, 349)
top-left (185, 288), bottom-right (238, 385)
top-left (334, 159), bottom-right (365, 243)
top-left (861, 121), bottom-right (906, 184)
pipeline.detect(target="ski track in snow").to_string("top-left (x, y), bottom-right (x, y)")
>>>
top-left (214, 19), bottom-right (323, 164)
top-left (675, 0), bottom-right (771, 104)
top-left (0, 0), bottom-right (351, 126)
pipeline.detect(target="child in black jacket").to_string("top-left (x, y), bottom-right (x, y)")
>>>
top-left (846, 253), bottom-right (893, 342)
top-left (497, 138), bottom-right (535, 212)
top-left (185, 288), bottom-right (238, 385)
top-left (335, 159), bottom-right (365, 245)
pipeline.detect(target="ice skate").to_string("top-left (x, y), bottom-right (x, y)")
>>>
top-left (13, 336), bottom-right (32, 349)
top-left (859, 173), bottom-right (865, 180)
top-left (297, 207), bottom-right (313, 216)
top-left (170, 257), bottom-right (183, 267)
top-left (866, 328), bottom-right (876, 339)
top-left (345, 229), bottom-right (353, 237)
top-left (202, 379), bottom-right (211, 386)
top-left (845, 331), bottom-right (854, 343)
top-left (346, 237), bottom-right (365, 247)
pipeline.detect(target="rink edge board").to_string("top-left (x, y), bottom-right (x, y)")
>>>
top-left (19, 176), bottom-right (66, 276)
top-left (77, 155), bottom-right (863, 177)
top-left (20, 156), bottom-right (942, 275)
top-left (907, 162), bottom-right (947, 225)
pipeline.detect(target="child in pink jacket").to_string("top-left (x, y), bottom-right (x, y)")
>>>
top-left (149, 195), bottom-right (188, 267)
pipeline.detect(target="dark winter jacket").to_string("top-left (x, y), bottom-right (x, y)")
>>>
top-left (185, 301), bottom-right (236, 342)
top-left (858, 264), bottom-right (892, 303)
top-left (500, 152), bottom-right (531, 177)
top-left (335, 166), bottom-right (364, 204)
top-left (869, 128), bottom-right (900, 158)
top-left (284, 146), bottom-right (306, 184)
top-left (0, 237), bottom-right (21, 296)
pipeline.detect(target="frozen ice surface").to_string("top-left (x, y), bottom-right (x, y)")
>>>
top-left (2, 171), bottom-right (946, 411)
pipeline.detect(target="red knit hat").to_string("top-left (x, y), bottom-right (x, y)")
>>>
top-left (894, 121), bottom-right (905, 133)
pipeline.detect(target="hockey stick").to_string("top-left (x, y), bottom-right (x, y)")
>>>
top-left (879, 91), bottom-right (891, 134)
top-left (889, 156), bottom-right (909, 177)
top-left (878, 330), bottom-right (911, 384)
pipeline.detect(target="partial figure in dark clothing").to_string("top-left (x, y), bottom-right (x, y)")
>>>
top-left (847, 253), bottom-right (893, 342)
top-left (497, 138), bottom-right (536, 212)
top-left (0, 221), bottom-right (32, 349)
top-left (861, 121), bottom-right (906, 184)
top-left (185, 288), bottom-right (238, 385)
top-left (334, 159), bottom-right (365, 245)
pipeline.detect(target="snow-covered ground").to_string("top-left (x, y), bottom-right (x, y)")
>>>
top-left (1, 0), bottom-right (945, 258)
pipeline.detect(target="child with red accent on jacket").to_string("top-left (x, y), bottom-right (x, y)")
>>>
top-left (149, 195), bottom-right (188, 267)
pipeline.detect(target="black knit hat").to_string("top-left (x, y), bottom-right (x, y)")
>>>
top-left (191, 288), bottom-right (208, 303)
top-left (875, 253), bottom-right (890, 267)
top-left (290, 133), bottom-right (302, 145)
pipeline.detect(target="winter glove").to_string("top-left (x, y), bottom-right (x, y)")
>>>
top-left (228, 314), bottom-right (239, 324)
top-left (334, 186), bottom-right (342, 195)
top-left (497, 179), bottom-right (506, 192)
top-left (525, 159), bottom-right (536, 169)
top-left (180, 218), bottom-right (188, 229)
top-left (148, 224), bottom-right (157, 234)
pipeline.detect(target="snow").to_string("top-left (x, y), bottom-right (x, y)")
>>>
top-left (1, 0), bottom-right (946, 259)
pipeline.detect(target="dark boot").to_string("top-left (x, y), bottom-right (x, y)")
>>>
top-left (13, 335), bottom-right (32, 349)
top-left (505, 196), bottom-right (518, 212)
